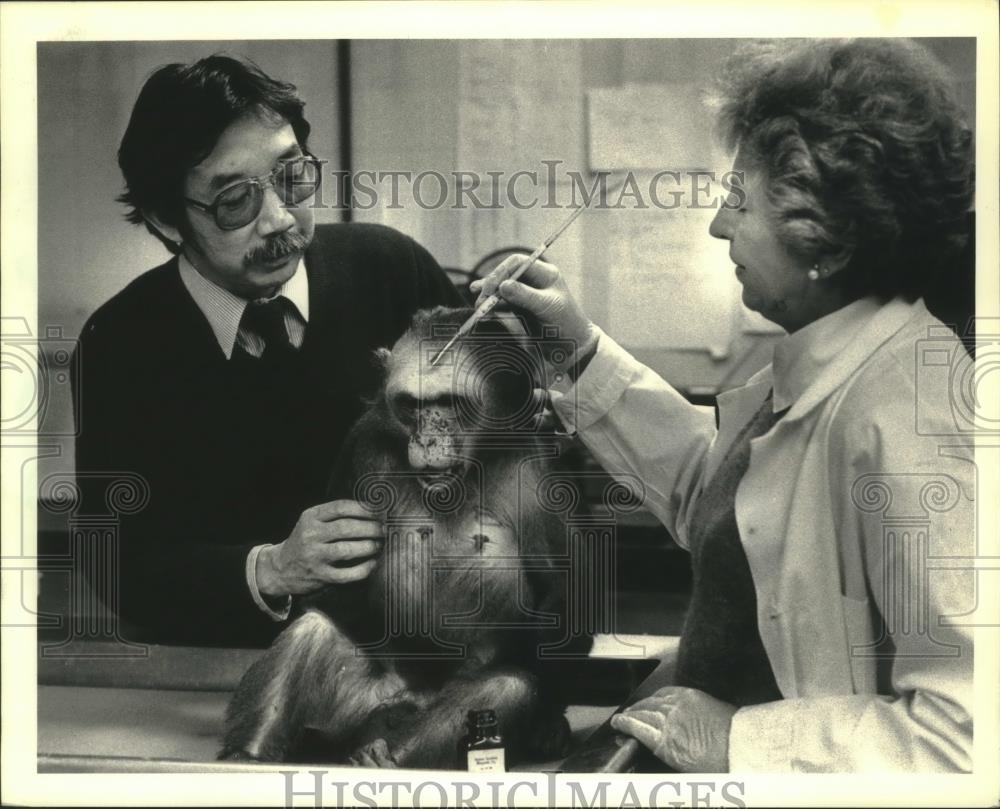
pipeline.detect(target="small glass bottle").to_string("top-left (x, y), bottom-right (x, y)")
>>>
top-left (459, 709), bottom-right (506, 772)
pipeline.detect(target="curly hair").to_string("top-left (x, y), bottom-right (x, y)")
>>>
top-left (117, 54), bottom-right (311, 253)
top-left (710, 38), bottom-right (974, 301)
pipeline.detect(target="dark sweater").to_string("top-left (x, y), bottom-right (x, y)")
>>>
top-left (673, 392), bottom-right (784, 707)
top-left (72, 223), bottom-right (462, 646)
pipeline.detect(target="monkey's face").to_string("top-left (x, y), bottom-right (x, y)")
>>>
top-left (385, 349), bottom-right (463, 472)
top-left (383, 333), bottom-right (525, 475)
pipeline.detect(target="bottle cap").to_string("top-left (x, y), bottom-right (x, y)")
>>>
top-left (467, 709), bottom-right (498, 728)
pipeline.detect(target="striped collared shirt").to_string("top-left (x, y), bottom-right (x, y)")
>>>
top-left (178, 253), bottom-right (309, 359)
top-left (177, 252), bottom-right (309, 622)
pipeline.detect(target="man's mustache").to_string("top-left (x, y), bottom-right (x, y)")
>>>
top-left (244, 230), bottom-right (311, 267)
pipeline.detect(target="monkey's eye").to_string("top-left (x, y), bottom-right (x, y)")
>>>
top-left (390, 393), bottom-right (419, 426)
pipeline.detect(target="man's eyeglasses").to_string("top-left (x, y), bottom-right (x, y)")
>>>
top-left (184, 155), bottom-right (323, 231)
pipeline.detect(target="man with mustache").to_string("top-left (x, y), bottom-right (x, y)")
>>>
top-left (71, 55), bottom-right (462, 646)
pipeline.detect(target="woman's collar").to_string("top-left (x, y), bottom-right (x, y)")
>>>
top-left (771, 296), bottom-right (926, 420)
top-left (771, 297), bottom-right (883, 412)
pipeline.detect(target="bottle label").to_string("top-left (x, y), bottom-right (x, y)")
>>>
top-left (467, 748), bottom-right (506, 773)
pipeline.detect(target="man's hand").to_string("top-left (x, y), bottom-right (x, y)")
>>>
top-left (256, 500), bottom-right (384, 597)
top-left (610, 686), bottom-right (737, 772)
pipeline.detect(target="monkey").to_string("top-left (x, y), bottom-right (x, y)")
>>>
top-left (219, 306), bottom-right (591, 769)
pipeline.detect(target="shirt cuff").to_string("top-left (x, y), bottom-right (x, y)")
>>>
top-left (246, 544), bottom-right (292, 622)
top-left (549, 327), bottom-right (642, 434)
top-left (728, 702), bottom-right (795, 772)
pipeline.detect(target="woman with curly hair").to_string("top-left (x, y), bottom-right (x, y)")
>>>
top-left (474, 39), bottom-right (975, 772)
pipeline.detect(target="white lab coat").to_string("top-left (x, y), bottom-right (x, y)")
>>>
top-left (550, 296), bottom-right (975, 772)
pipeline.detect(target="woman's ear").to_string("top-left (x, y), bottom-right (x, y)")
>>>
top-left (143, 211), bottom-right (183, 249)
top-left (817, 246), bottom-right (854, 278)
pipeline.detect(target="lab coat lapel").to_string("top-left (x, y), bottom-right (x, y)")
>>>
top-left (705, 367), bottom-right (773, 485)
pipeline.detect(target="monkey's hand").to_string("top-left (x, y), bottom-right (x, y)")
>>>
top-left (347, 738), bottom-right (399, 769)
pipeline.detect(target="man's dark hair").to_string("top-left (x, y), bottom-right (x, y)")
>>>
top-left (117, 54), bottom-right (312, 253)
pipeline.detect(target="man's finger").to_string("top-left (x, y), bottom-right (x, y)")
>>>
top-left (320, 538), bottom-right (382, 563)
top-left (312, 500), bottom-right (380, 521)
top-left (324, 558), bottom-right (379, 584)
top-left (316, 519), bottom-right (385, 543)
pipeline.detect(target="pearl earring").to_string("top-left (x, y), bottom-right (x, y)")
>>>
top-left (807, 264), bottom-right (821, 281)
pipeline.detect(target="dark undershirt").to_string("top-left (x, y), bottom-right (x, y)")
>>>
top-left (673, 391), bottom-right (785, 707)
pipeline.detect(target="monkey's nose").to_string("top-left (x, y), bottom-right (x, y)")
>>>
top-left (408, 434), bottom-right (455, 470)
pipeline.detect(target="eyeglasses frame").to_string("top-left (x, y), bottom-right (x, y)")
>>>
top-left (182, 153), bottom-right (323, 231)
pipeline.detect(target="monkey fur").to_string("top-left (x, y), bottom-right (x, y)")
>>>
top-left (220, 307), bottom-right (589, 768)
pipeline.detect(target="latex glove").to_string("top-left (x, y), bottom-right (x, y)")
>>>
top-left (470, 255), bottom-right (599, 369)
top-left (610, 685), bottom-right (737, 772)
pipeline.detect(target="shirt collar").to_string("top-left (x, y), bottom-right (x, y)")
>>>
top-left (771, 296), bottom-right (883, 413)
top-left (177, 253), bottom-right (310, 359)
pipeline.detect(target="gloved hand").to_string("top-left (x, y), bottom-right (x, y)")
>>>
top-left (470, 254), bottom-right (599, 369)
top-left (610, 685), bottom-right (737, 772)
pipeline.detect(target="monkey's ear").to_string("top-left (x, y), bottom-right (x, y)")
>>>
top-left (370, 347), bottom-right (393, 385)
top-left (358, 347), bottom-right (393, 404)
